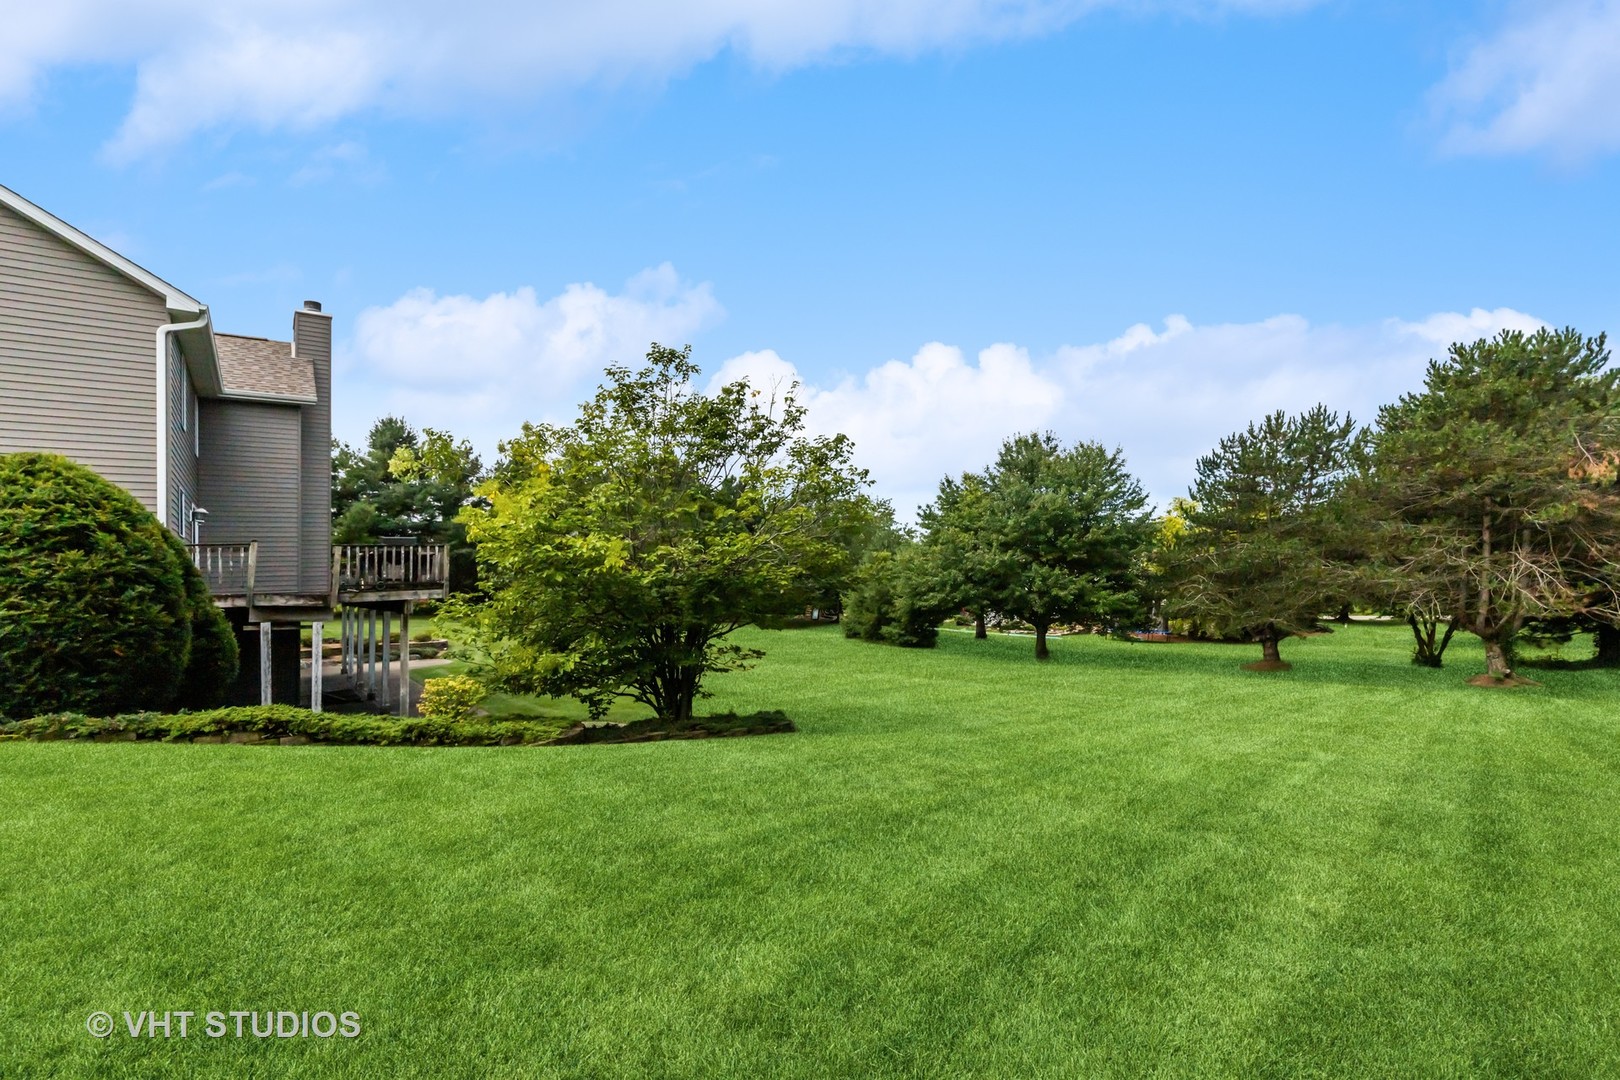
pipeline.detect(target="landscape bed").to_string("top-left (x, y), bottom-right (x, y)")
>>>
top-left (0, 706), bottom-right (794, 747)
top-left (2, 622), bottom-right (1618, 1077)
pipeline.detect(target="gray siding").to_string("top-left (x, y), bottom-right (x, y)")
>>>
top-left (0, 203), bottom-right (168, 511)
top-left (293, 309), bottom-right (332, 595)
top-left (197, 399), bottom-right (302, 593)
top-left (167, 334), bottom-right (200, 535)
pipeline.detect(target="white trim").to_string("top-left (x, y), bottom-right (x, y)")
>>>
top-left (0, 183), bottom-right (205, 316)
top-left (156, 312), bottom-right (211, 533)
top-left (216, 387), bottom-right (319, 405)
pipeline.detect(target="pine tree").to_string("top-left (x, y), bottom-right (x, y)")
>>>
top-left (1369, 328), bottom-right (1620, 681)
top-left (1167, 406), bottom-right (1366, 669)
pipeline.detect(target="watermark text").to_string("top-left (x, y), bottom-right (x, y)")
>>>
top-left (86, 1010), bottom-right (360, 1039)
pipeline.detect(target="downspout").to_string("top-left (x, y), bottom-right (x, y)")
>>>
top-left (154, 310), bottom-right (210, 535)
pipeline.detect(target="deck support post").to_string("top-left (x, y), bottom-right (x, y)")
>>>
top-left (259, 621), bottom-right (272, 706)
top-left (381, 611), bottom-right (393, 708)
top-left (399, 606), bottom-right (411, 718)
top-left (338, 608), bottom-right (350, 675)
top-left (311, 621), bottom-right (323, 713)
top-left (366, 608), bottom-right (377, 700)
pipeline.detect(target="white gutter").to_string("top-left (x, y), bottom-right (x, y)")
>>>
top-left (156, 310), bottom-right (211, 535)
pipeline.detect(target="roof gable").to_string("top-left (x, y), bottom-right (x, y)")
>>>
top-left (0, 183), bottom-right (205, 318)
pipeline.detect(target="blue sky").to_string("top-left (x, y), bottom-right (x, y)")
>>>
top-left (4, 0), bottom-right (1618, 513)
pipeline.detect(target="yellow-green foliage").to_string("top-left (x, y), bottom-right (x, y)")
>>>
top-left (418, 674), bottom-right (487, 722)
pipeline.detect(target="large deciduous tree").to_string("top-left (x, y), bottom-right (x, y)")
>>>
top-left (461, 345), bottom-right (871, 722)
top-left (1369, 328), bottom-right (1620, 680)
top-left (1166, 406), bottom-right (1366, 669)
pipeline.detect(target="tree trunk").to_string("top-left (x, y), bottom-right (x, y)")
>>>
top-left (1482, 636), bottom-right (1513, 678)
top-left (1595, 623), bottom-right (1620, 668)
top-left (1260, 631), bottom-right (1282, 665)
top-left (974, 612), bottom-right (987, 640)
top-left (1034, 622), bottom-right (1050, 660)
top-left (1335, 602), bottom-right (1351, 625)
top-left (1408, 614), bottom-right (1455, 668)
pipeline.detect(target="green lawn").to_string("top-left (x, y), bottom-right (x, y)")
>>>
top-left (3, 624), bottom-right (1619, 1078)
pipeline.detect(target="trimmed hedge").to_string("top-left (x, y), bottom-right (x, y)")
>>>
top-left (0, 705), bottom-right (567, 746)
top-left (0, 706), bottom-right (798, 746)
top-left (0, 453), bottom-right (238, 717)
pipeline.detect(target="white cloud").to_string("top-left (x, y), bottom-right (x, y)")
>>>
top-left (0, 0), bottom-right (1319, 157)
top-left (338, 270), bottom-right (1541, 519)
top-left (338, 263), bottom-right (722, 450)
top-left (712, 308), bottom-right (1546, 518)
top-left (710, 342), bottom-right (1063, 514)
top-left (287, 140), bottom-right (387, 187)
top-left (1431, 1), bottom-right (1620, 161)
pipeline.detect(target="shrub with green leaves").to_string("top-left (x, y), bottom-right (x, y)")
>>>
top-left (0, 704), bottom-right (566, 746)
top-left (0, 452), bottom-right (238, 718)
top-left (418, 674), bottom-right (487, 722)
top-left (843, 547), bottom-right (951, 648)
top-left (168, 533), bottom-right (240, 710)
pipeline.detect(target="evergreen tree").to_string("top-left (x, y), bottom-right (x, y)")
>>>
top-left (1167, 406), bottom-right (1366, 669)
top-left (332, 417), bottom-right (484, 591)
top-left (1369, 328), bottom-right (1620, 680)
top-left (925, 433), bottom-right (1151, 660)
top-left (918, 471), bottom-right (1004, 639)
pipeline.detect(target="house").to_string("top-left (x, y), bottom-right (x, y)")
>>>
top-left (0, 183), bottom-right (444, 712)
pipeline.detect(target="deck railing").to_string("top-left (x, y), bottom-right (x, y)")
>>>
top-left (334, 543), bottom-right (448, 594)
top-left (188, 542), bottom-right (256, 600)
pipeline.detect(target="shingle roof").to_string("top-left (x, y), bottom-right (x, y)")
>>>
top-left (215, 333), bottom-right (316, 402)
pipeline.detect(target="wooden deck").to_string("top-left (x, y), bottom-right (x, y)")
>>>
top-left (188, 541), bottom-right (450, 611)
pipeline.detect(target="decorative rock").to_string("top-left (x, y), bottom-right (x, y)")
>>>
top-left (548, 725), bottom-right (590, 745)
top-left (226, 732), bottom-right (264, 744)
top-left (279, 736), bottom-right (311, 746)
top-left (192, 735), bottom-right (224, 744)
top-left (93, 731), bottom-right (136, 742)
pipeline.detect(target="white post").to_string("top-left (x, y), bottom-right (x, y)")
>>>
top-left (259, 621), bottom-right (272, 706)
top-left (381, 610), bottom-right (393, 708)
top-left (399, 608), bottom-right (411, 718)
top-left (366, 609), bottom-right (377, 699)
top-left (311, 621), bottom-right (324, 713)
